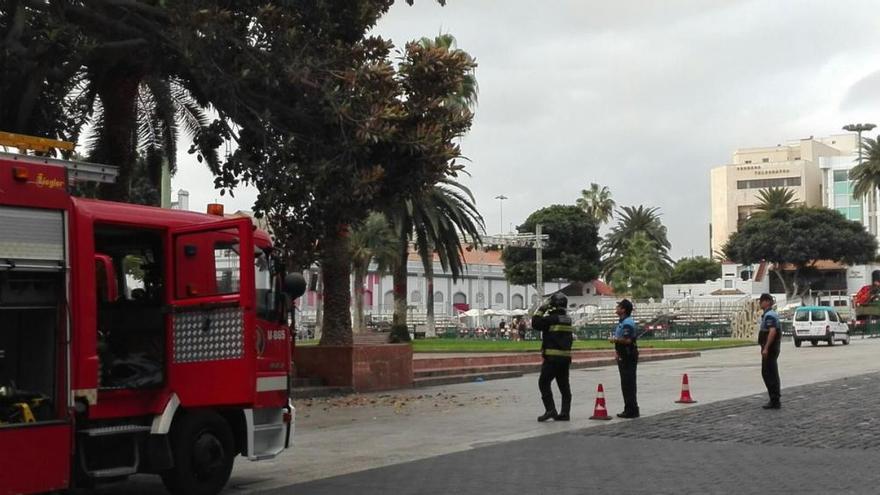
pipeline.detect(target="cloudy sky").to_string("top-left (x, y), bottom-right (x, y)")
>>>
top-left (172, 0), bottom-right (880, 259)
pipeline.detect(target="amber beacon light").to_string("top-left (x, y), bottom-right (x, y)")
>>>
top-left (207, 203), bottom-right (225, 216)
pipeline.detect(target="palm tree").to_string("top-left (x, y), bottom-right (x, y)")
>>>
top-left (576, 183), bottom-right (615, 225)
top-left (81, 76), bottom-right (218, 204)
top-left (602, 205), bottom-right (672, 280)
top-left (850, 135), bottom-right (880, 200)
top-left (385, 179), bottom-right (485, 342)
top-left (349, 212), bottom-right (398, 334)
top-left (754, 187), bottom-right (797, 214)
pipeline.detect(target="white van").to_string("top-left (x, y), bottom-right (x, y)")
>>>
top-left (792, 306), bottom-right (850, 347)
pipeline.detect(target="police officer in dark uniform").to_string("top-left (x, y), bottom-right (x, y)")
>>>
top-left (532, 292), bottom-right (574, 422)
top-left (758, 293), bottom-right (782, 409)
top-left (610, 299), bottom-right (639, 418)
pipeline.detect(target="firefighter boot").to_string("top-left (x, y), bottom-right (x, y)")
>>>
top-left (537, 409), bottom-right (558, 422)
top-left (538, 396), bottom-right (557, 422)
top-left (556, 397), bottom-right (571, 421)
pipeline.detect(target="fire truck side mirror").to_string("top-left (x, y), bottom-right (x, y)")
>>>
top-left (283, 273), bottom-right (307, 300)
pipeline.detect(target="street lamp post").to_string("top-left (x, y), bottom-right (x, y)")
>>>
top-left (843, 123), bottom-right (877, 233)
top-left (843, 123), bottom-right (876, 167)
top-left (494, 194), bottom-right (508, 234)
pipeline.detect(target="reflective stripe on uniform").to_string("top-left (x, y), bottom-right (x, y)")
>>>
top-left (544, 348), bottom-right (572, 357)
top-left (549, 325), bottom-right (573, 332)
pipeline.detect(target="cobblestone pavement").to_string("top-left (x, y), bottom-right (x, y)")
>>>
top-left (274, 372), bottom-right (880, 494)
top-left (579, 372), bottom-right (880, 450)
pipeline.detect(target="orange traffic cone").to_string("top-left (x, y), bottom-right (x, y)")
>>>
top-left (675, 373), bottom-right (697, 404)
top-left (589, 384), bottom-right (613, 420)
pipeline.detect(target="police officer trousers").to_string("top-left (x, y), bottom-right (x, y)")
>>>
top-left (538, 355), bottom-right (571, 414)
top-left (617, 346), bottom-right (639, 413)
top-left (759, 332), bottom-right (781, 404)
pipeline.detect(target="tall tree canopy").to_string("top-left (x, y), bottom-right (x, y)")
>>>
top-left (602, 205), bottom-right (672, 279)
top-left (502, 205), bottom-right (600, 287)
top-left (669, 256), bottom-right (721, 284)
top-left (724, 207), bottom-right (877, 299)
top-left (1, 1), bottom-right (474, 345)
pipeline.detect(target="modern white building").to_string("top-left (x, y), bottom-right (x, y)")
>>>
top-left (818, 135), bottom-right (880, 244)
top-left (664, 262), bottom-right (771, 303)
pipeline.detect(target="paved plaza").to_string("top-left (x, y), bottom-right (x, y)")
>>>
top-left (102, 338), bottom-right (880, 494)
top-left (282, 371), bottom-right (880, 494)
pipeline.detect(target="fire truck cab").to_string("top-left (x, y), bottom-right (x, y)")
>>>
top-left (0, 135), bottom-right (305, 495)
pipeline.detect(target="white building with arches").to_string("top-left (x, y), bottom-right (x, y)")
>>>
top-left (301, 249), bottom-right (570, 320)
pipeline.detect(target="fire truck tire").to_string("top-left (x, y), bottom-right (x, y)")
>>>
top-left (161, 411), bottom-right (235, 495)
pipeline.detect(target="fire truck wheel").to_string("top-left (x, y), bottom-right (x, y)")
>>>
top-left (161, 411), bottom-right (235, 495)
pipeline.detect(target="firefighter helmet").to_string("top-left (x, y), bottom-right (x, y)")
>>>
top-left (549, 292), bottom-right (567, 309)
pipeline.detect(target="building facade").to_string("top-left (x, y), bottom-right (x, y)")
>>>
top-left (300, 249), bottom-right (570, 322)
top-left (819, 151), bottom-right (880, 243)
top-left (710, 134), bottom-right (856, 254)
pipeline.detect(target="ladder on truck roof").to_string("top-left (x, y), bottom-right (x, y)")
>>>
top-left (0, 131), bottom-right (118, 184)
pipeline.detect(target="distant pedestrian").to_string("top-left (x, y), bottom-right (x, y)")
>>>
top-left (758, 293), bottom-right (782, 409)
top-left (517, 317), bottom-right (527, 341)
top-left (532, 292), bottom-right (574, 422)
top-left (610, 299), bottom-right (639, 418)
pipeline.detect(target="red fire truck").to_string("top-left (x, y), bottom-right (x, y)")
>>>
top-left (0, 133), bottom-right (305, 495)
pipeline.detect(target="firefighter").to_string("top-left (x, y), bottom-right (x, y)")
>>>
top-left (532, 292), bottom-right (574, 422)
top-left (610, 299), bottom-right (639, 418)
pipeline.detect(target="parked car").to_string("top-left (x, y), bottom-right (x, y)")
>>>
top-left (792, 306), bottom-right (850, 347)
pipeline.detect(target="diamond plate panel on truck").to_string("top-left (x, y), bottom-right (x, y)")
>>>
top-left (173, 306), bottom-right (244, 363)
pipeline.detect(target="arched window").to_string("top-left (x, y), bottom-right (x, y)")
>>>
top-left (383, 290), bottom-right (394, 312)
top-left (411, 290), bottom-right (422, 303)
top-left (512, 294), bottom-right (524, 309)
top-left (495, 293), bottom-right (504, 304)
top-left (434, 291), bottom-right (444, 303)
top-left (453, 292), bottom-right (467, 304)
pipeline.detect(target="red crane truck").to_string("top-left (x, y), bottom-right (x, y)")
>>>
top-left (0, 133), bottom-right (306, 495)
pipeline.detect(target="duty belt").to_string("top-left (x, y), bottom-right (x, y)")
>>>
top-left (544, 348), bottom-right (572, 357)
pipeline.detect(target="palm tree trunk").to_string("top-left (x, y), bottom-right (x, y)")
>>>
top-left (390, 233), bottom-right (411, 343)
top-left (319, 224), bottom-right (353, 346)
top-left (353, 264), bottom-right (367, 335)
top-left (425, 255), bottom-right (436, 337)
top-left (96, 68), bottom-right (142, 202)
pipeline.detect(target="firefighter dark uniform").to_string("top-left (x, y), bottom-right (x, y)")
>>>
top-left (532, 292), bottom-right (574, 422)
top-left (613, 301), bottom-right (639, 418)
top-left (759, 305), bottom-right (782, 408)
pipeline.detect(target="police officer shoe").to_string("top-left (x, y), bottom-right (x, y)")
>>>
top-left (555, 413), bottom-right (570, 421)
top-left (762, 402), bottom-right (781, 410)
top-left (616, 411), bottom-right (640, 419)
top-left (537, 410), bottom-right (558, 422)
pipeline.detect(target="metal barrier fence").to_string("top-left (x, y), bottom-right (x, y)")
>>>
top-left (849, 321), bottom-right (880, 338)
top-left (435, 321), bottom-right (732, 341)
